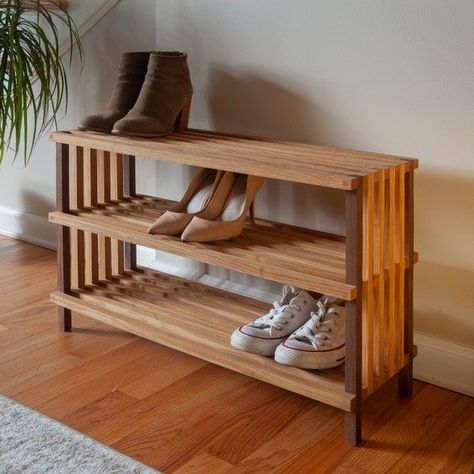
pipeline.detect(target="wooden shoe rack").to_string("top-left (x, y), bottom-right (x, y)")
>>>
top-left (49, 125), bottom-right (418, 446)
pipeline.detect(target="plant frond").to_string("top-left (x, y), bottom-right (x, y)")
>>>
top-left (0, 0), bottom-right (83, 165)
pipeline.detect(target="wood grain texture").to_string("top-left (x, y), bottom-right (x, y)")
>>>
top-left (22, 0), bottom-right (69, 9)
top-left (49, 129), bottom-right (417, 190)
top-left (56, 143), bottom-right (71, 331)
top-left (48, 130), bottom-right (419, 447)
top-left (399, 168), bottom-right (415, 397)
top-left (49, 196), bottom-right (355, 300)
top-left (123, 154), bottom-right (137, 272)
top-left (50, 266), bottom-right (353, 412)
top-left (344, 184), bottom-right (363, 445)
top-left (110, 152), bottom-right (124, 277)
top-left (1, 235), bottom-right (471, 473)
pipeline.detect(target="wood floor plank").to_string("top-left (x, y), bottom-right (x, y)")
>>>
top-left (386, 396), bottom-right (474, 473)
top-left (0, 235), bottom-right (471, 473)
top-left (9, 339), bottom-right (154, 410)
top-left (1, 354), bottom-right (83, 395)
top-left (61, 391), bottom-right (139, 434)
top-left (111, 378), bottom-right (299, 471)
top-left (78, 365), bottom-right (247, 446)
top-left (119, 346), bottom-right (208, 400)
top-left (173, 452), bottom-right (234, 473)
top-left (332, 385), bottom-right (467, 473)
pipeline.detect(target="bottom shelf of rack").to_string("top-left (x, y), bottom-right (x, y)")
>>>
top-left (50, 267), bottom-right (354, 412)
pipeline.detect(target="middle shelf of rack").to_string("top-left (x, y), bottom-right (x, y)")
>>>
top-left (50, 265), bottom-right (354, 411)
top-left (49, 194), bottom-right (357, 300)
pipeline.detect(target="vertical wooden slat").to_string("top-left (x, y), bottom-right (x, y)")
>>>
top-left (97, 150), bottom-right (112, 281)
top-left (377, 170), bottom-right (386, 384)
top-left (69, 146), bottom-right (85, 289)
top-left (344, 180), bottom-right (363, 446)
top-left (399, 166), bottom-right (414, 397)
top-left (56, 143), bottom-right (71, 331)
top-left (110, 152), bottom-right (124, 275)
top-left (365, 173), bottom-right (375, 394)
top-left (388, 167), bottom-right (397, 376)
top-left (84, 148), bottom-right (98, 207)
top-left (110, 153), bottom-right (124, 201)
top-left (97, 150), bottom-right (111, 204)
top-left (84, 148), bottom-right (99, 285)
top-left (123, 155), bottom-right (137, 272)
top-left (361, 177), bottom-right (368, 392)
top-left (99, 236), bottom-right (112, 281)
top-left (397, 164), bottom-right (406, 370)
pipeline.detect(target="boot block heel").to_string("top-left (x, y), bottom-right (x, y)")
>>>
top-left (175, 98), bottom-right (192, 131)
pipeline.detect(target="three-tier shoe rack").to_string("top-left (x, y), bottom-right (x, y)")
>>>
top-left (49, 114), bottom-right (418, 446)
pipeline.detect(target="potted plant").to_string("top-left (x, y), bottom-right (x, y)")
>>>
top-left (0, 0), bottom-right (83, 165)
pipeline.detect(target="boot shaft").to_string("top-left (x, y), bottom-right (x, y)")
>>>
top-left (115, 51), bottom-right (151, 85)
top-left (145, 52), bottom-right (192, 88)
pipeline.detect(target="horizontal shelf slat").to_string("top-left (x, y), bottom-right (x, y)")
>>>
top-left (50, 268), bottom-right (354, 411)
top-left (49, 195), bottom-right (356, 300)
top-left (49, 129), bottom-right (417, 190)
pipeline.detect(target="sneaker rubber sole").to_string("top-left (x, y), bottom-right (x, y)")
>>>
top-left (230, 328), bottom-right (285, 356)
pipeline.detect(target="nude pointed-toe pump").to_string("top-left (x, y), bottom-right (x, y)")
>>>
top-left (148, 168), bottom-right (235, 235)
top-left (148, 168), bottom-right (221, 235)
top-left (181, 174), bottom-right (264, 242)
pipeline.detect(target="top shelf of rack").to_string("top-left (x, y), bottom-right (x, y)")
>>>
top-left (50, 129), bottom-right (418, 190)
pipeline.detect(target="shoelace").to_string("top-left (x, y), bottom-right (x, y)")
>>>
top-left (289, 296), bottom-right (339, 349)
top-left (250, 285), bottom-right (305, 337)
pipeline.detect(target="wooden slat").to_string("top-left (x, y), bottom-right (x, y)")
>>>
top-left (344, 181), bottom-right (363, 445)
top-left (83, 148), bottom-right (98, 208)
top-left (377, 170), bottom-right (386, 384)
top-left (49, 130), bottom-right (417, 190)
top-left (49, 268), bottom-right (354, 412)
top-left (388, 167), bottom-right (397, 376)
top-left (110, 152), bottom-right (124, 276)
top-left (97, 150), bottom-right (111, 204)
top-left (83, 148), bottom-right (99, 285)
top-left (97, 150), bottom-right (112, 281)
top-left (49, 202), bottom-right (355, 300)
top-left (398, 164), bottom-right (406, 370)
top-left (69, 146), bottom-right (85, 290)
top-left (56, 143), bottom-right (71, 331)
top-left (399, 168), bottom-right (415, 397)
top-left (110, 153), bottom-right (124, 201)
top-left (23, 0), bottom-right (69, 9)
top-left (123, 155), bottom-right (137, 272)
top-left (363, 174), bottom-right (375, 394)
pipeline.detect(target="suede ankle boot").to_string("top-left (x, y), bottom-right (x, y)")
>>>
top-left (112, 51), bottom-right (193, 137)
top-left (78, 52), bottom-right (150, 133)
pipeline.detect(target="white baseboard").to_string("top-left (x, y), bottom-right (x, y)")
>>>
top-left (413, 332), bottom-right (474, 397)
top-left (0, 205), bottom-right (55, 250)
top-left (1, 216), bottom-right (472, 398)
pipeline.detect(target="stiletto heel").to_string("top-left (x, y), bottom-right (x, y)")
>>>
top-left (181, 174), bottom-right (264, 242)
top-left (248, 202), bottom-right (256, 224)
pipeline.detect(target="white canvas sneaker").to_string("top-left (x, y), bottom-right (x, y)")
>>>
top-left (230, 285), bottom-right (318, 356)
top-left (274, 296), bottom-right (346, 369)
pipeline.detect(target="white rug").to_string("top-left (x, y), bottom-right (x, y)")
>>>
top-left (0, 395), bottom-right (158, 474)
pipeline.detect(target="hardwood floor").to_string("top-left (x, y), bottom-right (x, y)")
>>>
top-left (0, 234), bottom-right (472, 473)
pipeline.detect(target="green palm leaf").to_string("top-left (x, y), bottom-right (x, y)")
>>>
top-left (0, 0), bottom-right (83, 165)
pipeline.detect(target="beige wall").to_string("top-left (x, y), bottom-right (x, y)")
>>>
top-left (155, 0), bottom-right (474, 347)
